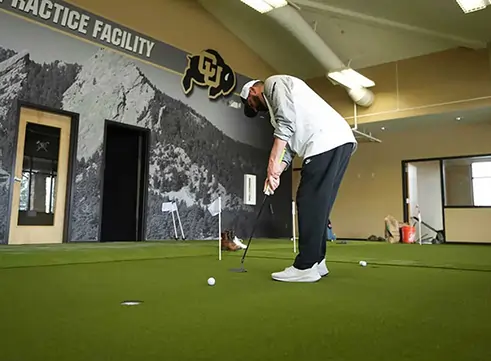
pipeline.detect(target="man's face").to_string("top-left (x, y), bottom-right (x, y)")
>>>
top-left (247, 86), bottom-right (268, 113)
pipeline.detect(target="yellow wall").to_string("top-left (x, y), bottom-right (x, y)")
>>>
top-left (66, 0), bottom-right (276, 79)
top-left (292, 121), bottom-right (491, 240)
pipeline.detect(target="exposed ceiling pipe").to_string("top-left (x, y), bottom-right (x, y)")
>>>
top-left (293, 0), bottom-right (486, 49)
top-left (265, 4), bottom-right (375, 107)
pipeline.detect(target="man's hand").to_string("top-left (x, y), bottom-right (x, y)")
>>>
top-left (269, 175), bottom-right (280, 189)
top-left (267, 138), bottom-right (287, 176)
top-left (265, 138), bottom-right (289, 195)
top-left (267, 161), bottom-right (282, 180)
top-left (264, 176), bottom-right (280, 195)
top-left (265, 160), bottom-right (289, 195)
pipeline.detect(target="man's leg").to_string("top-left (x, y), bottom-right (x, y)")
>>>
top-left (271, 143), bottom-right (354, 282)
top-left (318, 144), bottom-right (353, 263)
top-left (293, 154), bottom-right (334, 269)
top-left (270, 149), bottom-right (333, 282)
top-left (295, 143), bottom-right (354, 268)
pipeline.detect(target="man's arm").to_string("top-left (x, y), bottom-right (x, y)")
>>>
top-left (268, 138), bottom-right (287, 175)
top-left (268, 138), bottom-right (296, 178)
top-left (264, 76), bottom-right (297, 175)
top-left (264, 141), bottom-right (296, 194)
top-left (265, 76), bottom-right (296, 143)
top-left (280, 142), bottom-right (295, 173)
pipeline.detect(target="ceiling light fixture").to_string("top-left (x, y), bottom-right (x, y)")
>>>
top-left (240, 0), bottom-right (288, 14)
top-left (327, 68), bottom-right (375, 89)
top-left (456, 0), bottom-right (491, 13)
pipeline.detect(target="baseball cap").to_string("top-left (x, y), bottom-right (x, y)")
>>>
top-left (240, 80), bottom-right (261, 118)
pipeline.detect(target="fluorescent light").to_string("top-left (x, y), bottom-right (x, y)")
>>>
top-left (327, 68), bottom-right (375, 89)
top-left (456, 0), bottom-right (490, 13)
top-left (240, 0), bottom-right (288, 14)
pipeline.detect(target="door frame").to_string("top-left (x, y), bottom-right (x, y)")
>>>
top-left (99, 120), bottom-right (150, 242)
top-left (401, 159), bottom-right (445, 227)
top-left (7, 101), bottom-right (79, 244)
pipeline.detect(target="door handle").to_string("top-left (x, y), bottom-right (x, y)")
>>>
top-left (14, 176), bottom-right (22, 183)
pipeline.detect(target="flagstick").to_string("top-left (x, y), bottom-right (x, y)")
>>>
top-left (171, 209), bottom-right (178, 239)
top-left (174, 202), bottom-right (185, 240)
top-left (218, 196), bottom-right (222, 261)
top-left (417, 205), bottom-right (422, 245)
top-left (292, 200), bottom-right (297, 253)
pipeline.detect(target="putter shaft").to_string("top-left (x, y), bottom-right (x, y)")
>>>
top-left (240, 195), bottom-right (269, 264)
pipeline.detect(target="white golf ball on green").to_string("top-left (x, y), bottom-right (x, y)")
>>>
top-left (207, 277), bottom-right (216, 286)
top-left (359, 260), bottom-right (367, 267)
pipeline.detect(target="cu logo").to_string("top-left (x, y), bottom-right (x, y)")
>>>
top-left (181, 49), bottom-right (236, 100)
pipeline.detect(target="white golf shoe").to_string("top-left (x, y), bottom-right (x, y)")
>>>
top-left (271, 263), bottom-right (321, 283)
top-left (232, 236), bottom-right (247, 249)
top-left (318, 258), bottom-right (329, 277)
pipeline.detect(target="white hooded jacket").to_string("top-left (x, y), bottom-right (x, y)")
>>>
top-left (261, 75), bottom-right (357, 168)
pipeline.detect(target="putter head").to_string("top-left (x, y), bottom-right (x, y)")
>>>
top-left (229, 266), bottom-right (247, 273)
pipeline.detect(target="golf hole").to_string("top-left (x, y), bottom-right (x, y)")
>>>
top-left (121, 300), bottom-right (143, 306)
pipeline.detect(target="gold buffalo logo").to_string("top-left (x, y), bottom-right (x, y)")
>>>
top-left (181, 49), bottom-right (236, 100)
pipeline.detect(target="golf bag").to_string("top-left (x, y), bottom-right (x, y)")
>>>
top-left (327, 220), bottom-right (336, 241)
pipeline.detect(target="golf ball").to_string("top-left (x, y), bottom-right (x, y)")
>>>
top-left (207, 277), bottom-right (216, 286)
top-left (359, 260), bottom-right (367, 267)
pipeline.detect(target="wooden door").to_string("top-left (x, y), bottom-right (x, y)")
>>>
top-left (8, 107), bottom-right (71, 245)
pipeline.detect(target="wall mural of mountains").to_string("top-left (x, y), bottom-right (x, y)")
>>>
top-left (0, 42), bottom-right (292, 243)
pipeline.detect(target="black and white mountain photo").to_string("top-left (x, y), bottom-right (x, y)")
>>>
top-left (0, 11), bottom-right (291, 243)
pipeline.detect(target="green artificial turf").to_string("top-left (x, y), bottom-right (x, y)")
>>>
top-left (1, 240), bottom-right (491, 361)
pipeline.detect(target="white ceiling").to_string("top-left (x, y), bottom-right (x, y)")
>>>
top-left (198, 0), bottom-right (491, 79)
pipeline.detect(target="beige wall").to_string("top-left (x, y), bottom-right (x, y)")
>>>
top-left (292, 122), bottom-right (491, 240)
top-left (66, 0), bottom-right (276, 79)
top-left (445, 208), bottom-right (491, 243)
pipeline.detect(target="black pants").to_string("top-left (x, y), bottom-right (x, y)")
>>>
top-left (293, 143), bottom-right (354, 270)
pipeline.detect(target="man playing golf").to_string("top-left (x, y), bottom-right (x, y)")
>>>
top-left (240, 75), bottom-right (357, 283)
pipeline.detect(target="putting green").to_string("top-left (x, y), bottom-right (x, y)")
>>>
top-left (1, 240), bottom-right (490, 361)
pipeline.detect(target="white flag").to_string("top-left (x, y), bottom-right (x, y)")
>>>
top-left (162, 202), bottom-right (177, 213)
top-left (207, 197), bottom-right (221, 217)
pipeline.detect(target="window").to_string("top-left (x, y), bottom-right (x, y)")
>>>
top-left (443, 156), bottom-right (491, 207)
top-left (471, 162), bottom-right (491, 206)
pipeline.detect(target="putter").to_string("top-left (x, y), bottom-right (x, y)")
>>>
top-left (230, 150), bottom-right (284, 273)
top-left (229, 194), bottom-right (269, 273)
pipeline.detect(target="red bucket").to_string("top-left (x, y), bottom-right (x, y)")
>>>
top-left (401, 225), bottom-right (416, 244)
